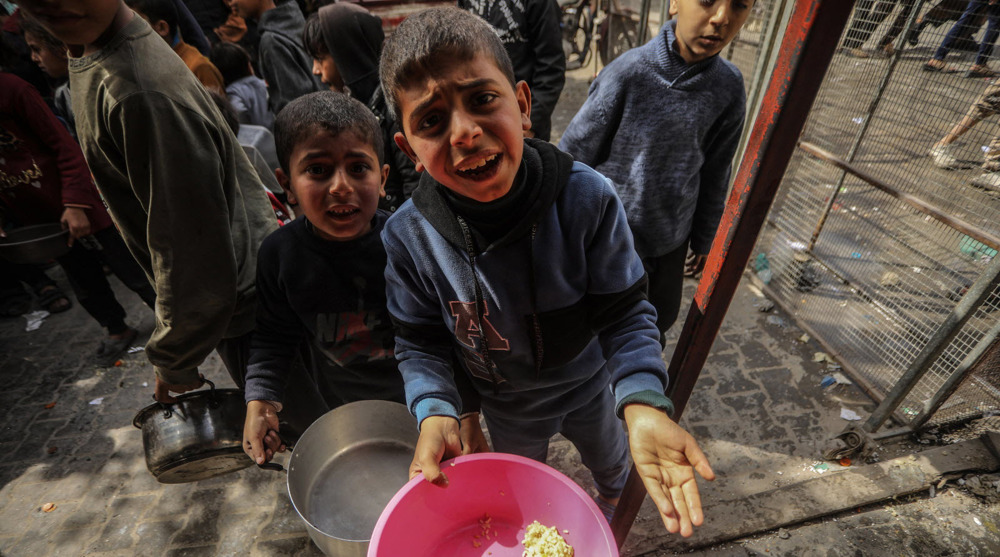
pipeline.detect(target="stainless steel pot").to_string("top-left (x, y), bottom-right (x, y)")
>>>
top-left (132, 379), bottom-right (252, 483)
top-left (284, 400), bottom-right (417, 557)
top-left (0, 224), bottom-right (70, 264)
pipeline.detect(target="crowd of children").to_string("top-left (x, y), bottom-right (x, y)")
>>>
top-left (5, 0), bottom-right (755, 537)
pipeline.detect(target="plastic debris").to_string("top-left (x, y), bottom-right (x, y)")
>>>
top-left (840, 408), bottom-right (862, 421)
top-left (42, 503), bottom-right (56, 512)
top-left (24, 310), bottom-right (49, 332)
top-left (777, 528), bottom-right (791, 539)
top-left (757, 299), bottom-right (775, 313)
top-left (799, 334), bottom-right (810, 343)
top-left (821, 375), bottom-right (837, 388)
top-left (831, 372), bottom-right (852, 385)
top-left (974, 517), bottom-right (983, 526)
top-left (880, 271), bottom-right (901, 287)
top-left (852, 117), bottom-right (864, 124)
top-left (839, 457), bottom-right (852, 467)
top-left (142, 382), bottom-right (148, 388)
top-left (813, 352), bottom-right (830, 363)
top-left (851, 252), bottom-right (862, 259)
top-left (88, 397), bottom-right (103, 406)
top-left (114, 360), bottom-right (124, 367)
top-left (127, 346), bottom-right (145, 354)
top-left (812, 462), bottom-right (829, 473)
top-left (902, 407), bottom-right (919, 416)
top-left (754, 253), bottom-right (772, 284)
top-left (44, 402), bottom-right (56, 409)
top-left (766, 315), bottom-right (785, 328)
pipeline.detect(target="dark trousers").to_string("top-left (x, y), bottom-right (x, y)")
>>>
top-left (0, 260), bottom-right (57, 299)
top-left (641, 240), bottom-right (689, 346)
top-left (55, 226), bottom-right (155, 334)
top-left (877, 0), bottom-right (917, 47)
top-left (934, 0), bottom-right (1000, 65)
top-left (215, 333), bottom-right (329, 441)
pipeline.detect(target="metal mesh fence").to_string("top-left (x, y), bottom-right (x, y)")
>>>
top-left (751, 0), bottom-right (1000, 428)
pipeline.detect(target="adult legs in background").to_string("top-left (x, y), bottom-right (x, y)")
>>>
top-left (929, 81), bottom-right (1000, 168)
top-left (842, 0), bottom-right (898, 55)
top-left (927, 0), bottom-right (990, 70)
top-left (876, 0), bottom-right (916, 54)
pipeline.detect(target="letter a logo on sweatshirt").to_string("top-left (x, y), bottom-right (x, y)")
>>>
top-left (449, 300), bottom-right (510, 352)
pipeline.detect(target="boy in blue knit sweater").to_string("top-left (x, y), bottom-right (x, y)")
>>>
top-left (380, 7), bottom-right (713, 536)
top-left (560, 0), bottom-right (753, 343)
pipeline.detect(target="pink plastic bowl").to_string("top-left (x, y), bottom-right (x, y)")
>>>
top-left (368, 453), bottom-right (618, 556)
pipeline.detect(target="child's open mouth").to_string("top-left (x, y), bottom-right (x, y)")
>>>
top-left (327, 207), bottom-right (360, 220)
top-left (456, 153), bottom-right (502, 181)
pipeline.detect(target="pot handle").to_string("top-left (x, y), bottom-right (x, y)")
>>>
top-left (257, 462), bottom-right (285, 472)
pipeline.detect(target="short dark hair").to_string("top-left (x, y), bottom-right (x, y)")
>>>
top-left (208, 89), bottom-right (240, 135)
top-left (302, 13), bottom-right (328, 59)
top-left (126, 0), bottom-right (178, 38)
top-left (379, 6), bottom-right (515, 121)
top-left (274, 91), bottom-right (384, 173)
top-left (20, 16), bottom-right (66, 54)
top-left (210, 42), bottom-right (253, 86)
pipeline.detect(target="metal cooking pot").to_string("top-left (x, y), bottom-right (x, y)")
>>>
top-left (0, 224), bottom-right (70, 264)
top-left (132, 379), bottom-right (252, 483)
top-left (284, 400), bottom-right (418, 557)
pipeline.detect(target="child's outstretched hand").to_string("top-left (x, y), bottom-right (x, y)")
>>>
top-left (243, 400), bottom-right (286, 465)
top-left (459, 413), bottom-right (490, 455)
top-left (623, 404), bottom-right (715, 538)
top-left (409, 415), bottom-right (462, 485)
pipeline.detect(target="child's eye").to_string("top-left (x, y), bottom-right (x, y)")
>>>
top-left (305, 164), bottom-right (329, 176)
top-left (349, 163), bottom-right (371, 174)
top-left (418, 113), bottom-right (442, 131)
top-left (473, 93), bottom-right (498, 107)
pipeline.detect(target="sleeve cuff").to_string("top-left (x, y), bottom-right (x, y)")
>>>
top-left (414, 398), bottom-right (459, 429)
top-left (613, 371), bottom-right (669, 417)
top-left (616, 390), bottom-right (675, 419)
top-left (154, 365), bottom-right (201, 386)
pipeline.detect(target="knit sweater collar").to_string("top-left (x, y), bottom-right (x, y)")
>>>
top-left (656, 19), bottom-right (718, 84)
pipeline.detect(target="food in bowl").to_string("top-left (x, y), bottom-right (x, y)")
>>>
top-left (522, 520), bottom-right (574, 557)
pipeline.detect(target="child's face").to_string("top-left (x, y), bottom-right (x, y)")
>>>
top-left (312, 54), bottom-right (344, 92)
top-left (226, 0), bottom-right (263, 21)
top-left (279, 128), bottom-right (388, 242)
top-left (669, 0), bottom-right (753, 64)
top-left (24, 33), bottom-right (68, 78)
top-left (16, 0), bottom-right (124, 47)
top-left (393, 52), bottom-right (531, 203)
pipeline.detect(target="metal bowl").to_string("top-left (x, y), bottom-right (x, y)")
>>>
top-left (0, 224), bottom-right (70, 264)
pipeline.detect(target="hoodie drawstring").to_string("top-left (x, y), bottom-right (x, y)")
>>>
top-left (457, 216), bottom-right (501, 395)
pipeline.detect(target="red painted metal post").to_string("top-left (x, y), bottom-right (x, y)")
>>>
top-left (610, 0), bottom-right (856, 548)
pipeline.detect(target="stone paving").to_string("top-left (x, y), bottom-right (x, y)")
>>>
top-left (2, 65), bottom-right (1000, 557)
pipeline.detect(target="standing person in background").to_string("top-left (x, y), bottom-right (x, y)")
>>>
top-left (560, 0), bottom-right (751, 345)
top-left (227, 0), bottom-right (320, 113)
top-left (301, 3), bottom-right (418, 211)
top-left (210, 41), bottom-right (273, 128)
top-left (458, 0), bottom-right (565, 141)
top-left (127, 0), bottom-right (225, 93)
top-left (1, 72), bottom-right (156, 365)
top-left (20, 17), bottom-right (75, 137)
top-left (16, 0), bottom-right (295, 411)
top-left (924, 0), bottom-right (1000, 78)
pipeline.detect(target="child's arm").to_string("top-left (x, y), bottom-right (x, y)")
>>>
top-left (557, 68), bottom-right (625, 168)
top-left (107, 92), bottom-right (251, 391)
top-left (383, 231), bottom-right (466, 482)
top-left (689, 98), bottom-right (746, 257)
top-left (582, 173), bottom-right (714, 535)
top-left (243, 236), bottom-right (303, 463)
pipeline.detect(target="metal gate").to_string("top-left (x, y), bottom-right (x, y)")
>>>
top-left (745, 0), bottom-right (1000, 429)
